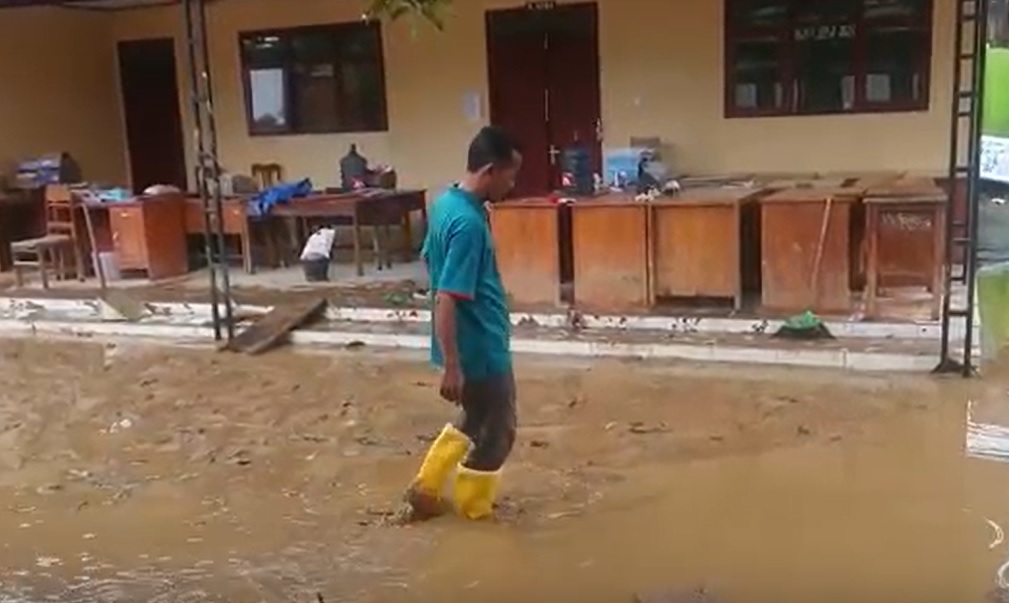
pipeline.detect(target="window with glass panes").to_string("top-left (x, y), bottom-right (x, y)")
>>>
top-left (239, 21), bottom-right (389, 135)
top-left (724, 0), bottom-right (932, 117)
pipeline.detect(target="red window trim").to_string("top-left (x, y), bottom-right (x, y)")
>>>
top-left (723, 0), bottom-right (934, 119)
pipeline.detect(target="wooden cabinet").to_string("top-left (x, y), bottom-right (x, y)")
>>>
top-left (184, 196), bottom-right (248, 235)
top-left (110, 193), bottom-right (187, 280)
top-left (490, 199), bottom-right (562, 308)
top-left (863, 190), bottom-right (946, 320)
top-left (650, 187), bottom-right (763, 310)
top-left (759, 187), bottom-right (863, 315)
top-left (571, 198), bottom-right (650, 311)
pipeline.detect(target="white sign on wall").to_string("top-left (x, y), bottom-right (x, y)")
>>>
top-left (981, 135), bottom-right (1009, 184)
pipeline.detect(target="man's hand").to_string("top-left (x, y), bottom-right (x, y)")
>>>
top-left (439, 363), bottom-right (464, 404)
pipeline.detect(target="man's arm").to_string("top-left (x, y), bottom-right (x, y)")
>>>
top-left (432, 219), bottom-right (481, 401)
top-left (434, 291), bottom-right (461, 374)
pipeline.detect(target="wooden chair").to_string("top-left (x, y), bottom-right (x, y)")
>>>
top-left (10, 185), bottom-right (85, 289)
top-left (251, 163), bottom-right (283, 189)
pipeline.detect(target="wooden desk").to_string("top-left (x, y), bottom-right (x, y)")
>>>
top-left (863, 191), bottom-right (946, 320)
top-left (650, 187), bottom-right (764, 309)
top-left (762, 177), bottom-right (848, 191)
top-left (490, 199), bottom-right (562, 307)
top-left (95, 193), bottom-right (188, 280)
top-left (185, 196), bottom-right (257, 273)
top-left (571, 197), bottom-right (650, 311)
top-left (271, 189), bottom-right (427, 276)
top-left (760, 187), bottom-right (864, 314)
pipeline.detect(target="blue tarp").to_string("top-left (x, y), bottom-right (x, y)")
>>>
top-left (248, 178), bottom-right (313, 218)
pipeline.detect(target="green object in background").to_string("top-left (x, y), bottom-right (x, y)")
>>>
top-left (983, 47), bottom-right (1009, 138)
top-left (977, 262), bottom-right (1009, 361)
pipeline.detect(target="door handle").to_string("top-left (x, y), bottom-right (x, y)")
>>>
top-left (548, 145), bottom-right (561, 166)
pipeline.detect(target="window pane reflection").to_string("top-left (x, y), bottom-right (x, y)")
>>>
top-left (249, 68), bottom-right (288, 129)
top-left (731, 39), bottom-right (784, 110)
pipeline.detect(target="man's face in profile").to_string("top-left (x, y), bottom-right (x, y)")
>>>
top-left (484, 150), bottom-right (522, 202)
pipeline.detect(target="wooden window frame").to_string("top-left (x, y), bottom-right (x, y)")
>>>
top-left (724, 0), bottom-right (933, 118)
top-left (239, 21), bottom-right (390, 136)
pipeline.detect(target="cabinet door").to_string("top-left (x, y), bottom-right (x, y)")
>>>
top-left (222, 202), bottom-right (247, 234)
top-left (110, 207), bottom-right (146, 270)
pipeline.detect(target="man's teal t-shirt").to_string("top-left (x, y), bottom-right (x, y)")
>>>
top-left (422, 186), bottom-right (511, 381)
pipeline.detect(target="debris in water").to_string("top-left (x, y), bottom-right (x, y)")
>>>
top-left (634, 586), bottom-right (717, 603)
top-left (108, 417), bottom-right (133, 433)
top-left (628, 421), bottom-right (669, 435)
top-left (967, 401), bottom-right (1009, 463)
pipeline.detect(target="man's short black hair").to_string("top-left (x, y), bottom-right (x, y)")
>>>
top-left (467, 126), bottom-right (520, 173)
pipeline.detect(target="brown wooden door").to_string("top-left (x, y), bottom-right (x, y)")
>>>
top-left (545, 3), bottom-right (602, 179)
top-left (485, 3), bottom-right (601, 197)
top-left (117, 38), bottom-right (187, 193)
top-left (486, 8), bottom-right (551, 197)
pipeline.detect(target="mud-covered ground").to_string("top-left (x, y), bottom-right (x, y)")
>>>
top-left (0, 338), bottom-right (1002, 602)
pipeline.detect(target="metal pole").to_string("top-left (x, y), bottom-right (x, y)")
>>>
top-left (182, 0), bottom-right (221, 341)
top-left (962, 0), bottom-right (991, 376)
top-left (194, 0), bottom-right (235, 340)
top-left (939, 0), bottom-right (968, 364)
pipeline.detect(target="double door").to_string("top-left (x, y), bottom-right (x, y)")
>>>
top-left (485, 3), bottom-right (602, 197)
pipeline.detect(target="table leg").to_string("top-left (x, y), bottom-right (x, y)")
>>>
top-left (866, 206), bottom-right (880, 319)
top-left (383, 223), bottom-right (393, 268)
top-left (352, 214), bottom-right (364, 277)
top-left (401, 210), bottom-right (413, 262)
top-left (263, 221), bottom-right (278, 268)
top-left (241, 228), bottom-right (254, 274)
top-left (931, 207), bottom-right (945, 321)
top-left (285, 217), bottom-right (299, 267)
top-left (372, 226), bottom-right (382, 271)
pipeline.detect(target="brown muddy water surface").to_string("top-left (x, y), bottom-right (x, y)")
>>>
top-left (0, 339), bottom-right (1003, 602)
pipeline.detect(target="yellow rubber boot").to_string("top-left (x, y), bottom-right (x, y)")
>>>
top-left (406, 424), bottom-right (472, 516)
top-left (454, 466), bottom-right (501, 520)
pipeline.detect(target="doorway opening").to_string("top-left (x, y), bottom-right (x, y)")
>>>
top-left (117, 38), bottom-right (188, 193)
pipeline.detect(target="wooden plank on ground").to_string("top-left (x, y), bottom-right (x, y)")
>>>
top-left (226, 297), bottom-right (327, 355)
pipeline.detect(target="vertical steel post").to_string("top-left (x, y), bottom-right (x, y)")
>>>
top-left (182, 0), bottom-right (233, 342)
top-left (962, 0), bottom-right (991, 375)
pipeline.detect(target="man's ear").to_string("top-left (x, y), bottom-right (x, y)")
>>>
top-left (474, 163), bottom-right (494, 178)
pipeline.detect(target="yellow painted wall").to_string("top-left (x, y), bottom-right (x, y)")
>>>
top-left (0, 7), bottom-right (126, 184)
top-left (101, 0), bottom-right (958, 190)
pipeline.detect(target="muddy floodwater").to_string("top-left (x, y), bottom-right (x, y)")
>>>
top-left (0, 338), bottom-right (1004, 602)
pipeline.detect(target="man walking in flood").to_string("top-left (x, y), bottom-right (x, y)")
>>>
top-left (404, 126), bottom-right (522, 521)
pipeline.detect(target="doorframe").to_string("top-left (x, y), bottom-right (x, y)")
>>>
top-left (115, 37), bottom-right (187, 193)
top-left (483, 2), bottom-right (604, 186)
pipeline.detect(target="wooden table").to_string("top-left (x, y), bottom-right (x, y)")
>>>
top-left (89, 194), bottom-right (188, 280)
top-left (759, 187), bottom-right (864, 314)
top-left (762, 177), bottom-right (848, 191)
top-left (863, 189), bottom-right (946, 320)
top-left (571, 197), bottom-right (650, 311)
top-left (489, 199), bottom-right (562, 307)
top-left (271, 189), bottom-right (427, 276)
top-left (185, 195), bottom-right (258, 273)
top-left (650, 187), bottom-right (764, 309)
